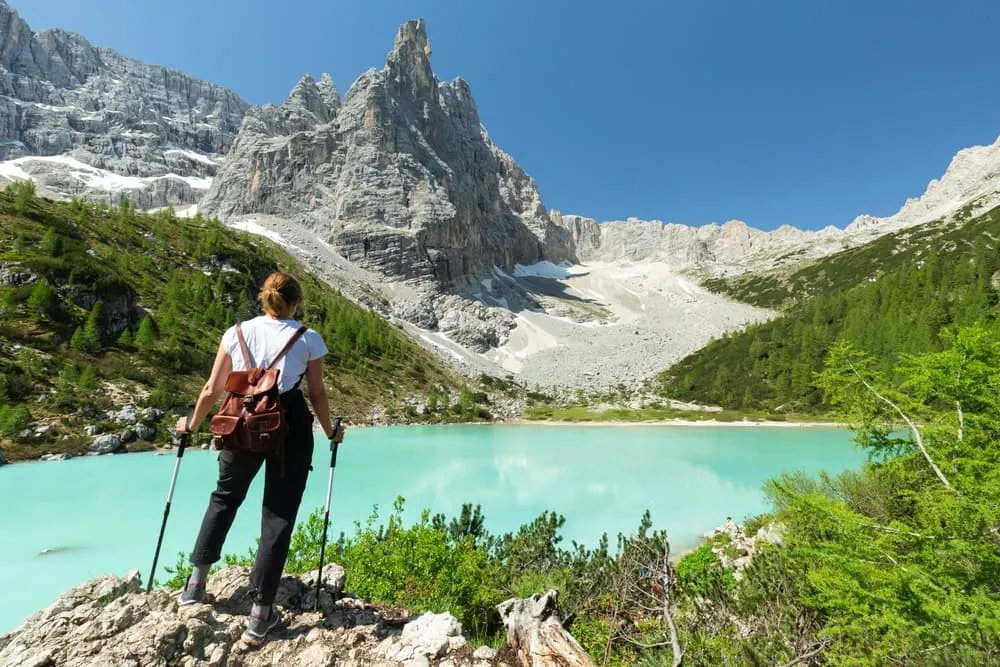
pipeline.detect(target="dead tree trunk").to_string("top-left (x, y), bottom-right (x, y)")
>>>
top-left (497, 590), bottom-right (596, 667)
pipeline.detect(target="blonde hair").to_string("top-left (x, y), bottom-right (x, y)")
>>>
top-left (258, 272), bottom-right (302, 319)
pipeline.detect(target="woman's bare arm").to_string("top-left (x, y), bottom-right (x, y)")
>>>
top-left (174, 343), bottom-right (231, 433)
top-left (305, 357), bottom-right (342, 441)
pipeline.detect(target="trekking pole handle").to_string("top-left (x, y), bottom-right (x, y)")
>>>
top-left (329, 417), bottom-right (342, 467)
top-left (174, 408), bottom-right (195, 458)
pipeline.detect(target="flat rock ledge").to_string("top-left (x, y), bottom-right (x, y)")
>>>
top-left (0, 566), bottom-right (589, 667)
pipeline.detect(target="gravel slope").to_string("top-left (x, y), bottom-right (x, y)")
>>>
top-left (220, 214), bottom-right (774, 391)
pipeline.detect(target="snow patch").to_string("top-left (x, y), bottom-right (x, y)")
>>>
top-left (0, 155), bottom-right (213, 192)
top-left (513, 260), bottom-right (588, 279)
top-left (164, 148), bottom-right (220, 167)
top-left (226, 218), bottom-right (302, 252)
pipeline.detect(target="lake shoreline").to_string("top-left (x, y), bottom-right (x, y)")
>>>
top-left (0, 417), bottom-right (846, 464)
top-left (506, 418), bottom-right (844, 429)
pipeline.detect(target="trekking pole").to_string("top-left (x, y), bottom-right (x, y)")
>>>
top-left (314, 417), bottom-right (343, 611)
top-left (146, 409), bottom-right (194, 593)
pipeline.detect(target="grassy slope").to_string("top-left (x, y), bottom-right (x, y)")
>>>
top-left (659, 204), bottom-right (1000, 411)
top-left (0, 188), bottom-right (487, 461)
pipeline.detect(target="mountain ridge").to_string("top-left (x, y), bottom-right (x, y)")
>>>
top-left (0, 0), bottom-right (248, 208)
top-left (3, 4), bottom-right (1000, 390)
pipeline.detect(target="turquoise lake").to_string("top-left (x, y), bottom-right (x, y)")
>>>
top-left (0, 423), bottom-right (865, 633)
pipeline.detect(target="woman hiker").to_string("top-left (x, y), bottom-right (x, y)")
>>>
top-left (172, 271), bottom-right (344, 646)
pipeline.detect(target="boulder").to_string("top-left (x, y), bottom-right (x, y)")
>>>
top-left (88, 434), bottom-right (124, 455)
top-left (134, 424), bottom-right (157, 441)
top-left (113, 404), bottom-right (138, 426)
top-left (141, 407), bottom-right (165, 423)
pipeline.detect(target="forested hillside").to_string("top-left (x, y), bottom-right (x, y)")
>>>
top-left (0, 182), bottom-right (490, 461)
top-left (661, 205), bottom-right (1000, 411)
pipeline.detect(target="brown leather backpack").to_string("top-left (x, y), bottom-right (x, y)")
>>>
top-left (209, 323), bottom-right (307, 466)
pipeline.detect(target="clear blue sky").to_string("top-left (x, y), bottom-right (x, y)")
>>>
top-left (15, 0), bottom-right (1000, 231)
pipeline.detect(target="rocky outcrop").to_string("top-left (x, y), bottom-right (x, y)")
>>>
top-left (706, 517), bottom-right (784, 581)
top-left (0, 0), bottom-right (248, 207)
top-left (0, 566), bottom-right (589, 666)
top-left (201, 20), bottom-right (573, 293)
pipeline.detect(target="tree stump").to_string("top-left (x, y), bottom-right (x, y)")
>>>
top-left (497, 589), bottom-right (595, 667)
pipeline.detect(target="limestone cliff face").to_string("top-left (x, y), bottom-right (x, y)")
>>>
top-left (201, 20), bottom-right (573, 290)
top-left (0, 0), bottom-right (248, 206)
top-left (550, 211), bottom-right (843, 269)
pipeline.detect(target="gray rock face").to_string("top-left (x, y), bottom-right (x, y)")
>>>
top-left (0, 448), bottom-right (7, 465)
top-left (0, 0), bottom-right (248, 207)
top-left (0, 566), bottom-right (538, 666)
top-left (549, 209), bottom-right (845, 272)
top-left (201, 20), bottom-right (574, 294)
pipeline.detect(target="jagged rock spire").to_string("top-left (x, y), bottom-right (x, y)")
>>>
top-left (317, 72), bottom-right (340, 112)
top-left (386, 19), bottom-right (435, 97)
top-left (284, 73), bottom-right (333, 123)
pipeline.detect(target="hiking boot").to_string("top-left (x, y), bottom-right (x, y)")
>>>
top-left (177, 577), bottom-right (206, 606)
top-left (241, 606), bottom-right (282, 646)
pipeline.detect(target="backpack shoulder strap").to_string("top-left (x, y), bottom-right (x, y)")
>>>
top-left (266, 326), bottom-right (308, 371)
top-left (235, 323), bottom-right (254, 369)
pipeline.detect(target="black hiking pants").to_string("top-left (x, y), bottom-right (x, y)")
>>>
top-left (189, 389), bottom-right (314, 605)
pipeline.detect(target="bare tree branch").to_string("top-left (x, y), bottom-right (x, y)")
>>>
top-left (847, 361), bottom-right (954, 491)
top-left (956, 400), bottom-right (964, 442)
top-left (780, 641), bottom-right (830, 667)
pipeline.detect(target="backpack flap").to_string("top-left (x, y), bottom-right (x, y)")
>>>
top-left (209, 414), bottom-right (241, 436)
top-left (224, 368), bottom-right (280, 396)
top-left (246, 411), bottom-right (283, 435)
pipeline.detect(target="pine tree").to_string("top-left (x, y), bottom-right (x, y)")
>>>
top-left (136, 315), bottom-right (156, 350)
top-left (40, 228), bottom-right (63, 257)
top-left (70, 326), bottom-right (87, 353)
top-left (27, 279), bottom-right (55, 320)
top-left (78, 364), bottom-right (97, 390)
top-left (8, 180), bottom-right (35, 215)
top-left (117, 327), bottom-right (134, 348)
top-left (0, 289), bottom-right (16, 320)
top-left (81, 300), bottom-right (103, 354)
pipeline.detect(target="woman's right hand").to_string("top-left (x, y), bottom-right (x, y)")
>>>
top-left (328, 422), bottom-right (345, 443)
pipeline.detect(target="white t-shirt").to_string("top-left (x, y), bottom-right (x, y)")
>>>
top-left (221, 316), bottom-right (329, 393)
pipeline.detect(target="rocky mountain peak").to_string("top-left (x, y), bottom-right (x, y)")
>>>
top-left (317, 72), bottom-right (341, 111)
top-left (386, 18), bottom-right (435, 100)
top-left (201, 18), bottom-right (575, 350)
top-left (284, 72), bottom-right (334, 124)
top-left (391, 19), bottom-right (432, 67)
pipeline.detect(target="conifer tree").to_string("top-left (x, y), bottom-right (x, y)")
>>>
top-left (136, 315), bottom-right (156, 350)
top-left (81, 300), bottom-right (104, 354)
top-left (27, 279), bottom-right (55, 321)
top-left (117, 327), bottom-right (134, 348)
top-left (40, 228), bottom-right (63, 257)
